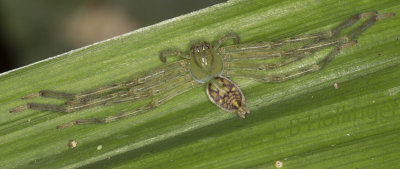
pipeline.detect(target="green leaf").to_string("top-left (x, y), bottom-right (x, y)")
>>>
top-left (1, 0), bottom-right (400, 168)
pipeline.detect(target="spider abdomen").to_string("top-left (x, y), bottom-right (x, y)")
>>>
top-left (206, 76), bottom-right (249, 118)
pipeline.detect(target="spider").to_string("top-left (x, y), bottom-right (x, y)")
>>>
top-left (10, 11), bottom-right (394, 129)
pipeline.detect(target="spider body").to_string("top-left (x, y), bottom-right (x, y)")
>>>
top-left (188, 41), bottom-right (249, 117)
top-left (9, 12), bottom-right (394, 129)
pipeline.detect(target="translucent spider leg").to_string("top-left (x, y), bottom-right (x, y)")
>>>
top-left (223, 37), bottom-right (349, 71)
top-left (271, 11), bottom-right (379, 46)
top-left (160, 50), bottom-right (189, 63)
top-left (106, 71), bottom-right (193, 104)
top-left (219, 11), bottom-right (380, 58)
top-left (61, 67), bottom-right (192, 112)
top-left (224, 12), bottom-right (394, 82)
top-left (67, 60), bottom-right (190, 106)
top-left (13, 81), bottom-right (137, 113)
top-left (214, 33), bottom-right (240, 49)
top-left (226, 41), bottom-right (357, 82)
top-left (330, 11), bottom-right (378, 37)
top-left (20, 90), bottom-right (74, 100)
top-left (10, 60), bottom-right (190, 113)
top-left (14, 61), bottom-right (185, 105)
top-left (57, 79), bottom-right (200, 129)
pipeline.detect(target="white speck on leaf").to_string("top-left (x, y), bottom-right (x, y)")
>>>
top-left (334, 82), bottom-right (339, 89)
top-left (68, 140), bottom-right (77, 149)
top-left (274, 161), bottom-right (283, 168)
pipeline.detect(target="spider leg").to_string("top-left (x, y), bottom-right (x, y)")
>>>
top-left (105, 73), bottom-right (193, 105)
top-left (225, 51), bottom-right (309, 71)
top-left (65, 73), bottom-right (193, 113)
top-left (11, 73), bottom-right (192, 114)
top-left (331, 11), bottom-right (378, 37)
top-left (273, 11), bottom-right (379, 45)
top-left (57, 79), bottom-right (200, 129)
top-left (227, 41), bottom-right (357, 82)
top-left (219, 30), bottom-right (333, 56)
top-left (224, 37), bottom-right (348, 71)
top-left (10, 60), bottom-right (190, 113)
top-left (214, 33), bottom-right (240, 49)
top-left (20, 61), bottom-right (185, 103)
top-left (317, 13), bottom-right (394, 68)
top-left (10, 103), bottom-right (68, 113)
top-left (19, 82), bottom-right (134, 103)
top-left (219, 30), bottom-right (330, 55)
top-left (159, 49), bottom-right (189, 63)
top-left (225, 12), bottom-right (394, 82)
top-left (219, 32), bottom-right (333, 54)
top-left (70, 60), bottom-right (188, 105)
top-left (10, 89), bottom-right (138, 113)
top-left (346, 12), bottom-right (394, 40)
top-left (21, 90), bottom-right (74, 100)
top-left (220, 11), bottom-right (380, 56)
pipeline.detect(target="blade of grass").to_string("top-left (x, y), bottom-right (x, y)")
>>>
top-left (0, 0), bottom-right (399, 168)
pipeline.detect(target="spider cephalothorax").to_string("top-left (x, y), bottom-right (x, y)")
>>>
top-left (9, 12), bottom-right (394, 129)
top-left (189, 41), bottom-right (223, 82)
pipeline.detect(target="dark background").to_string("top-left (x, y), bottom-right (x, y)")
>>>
top-left (0, 0), bottom-right (227, 73)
